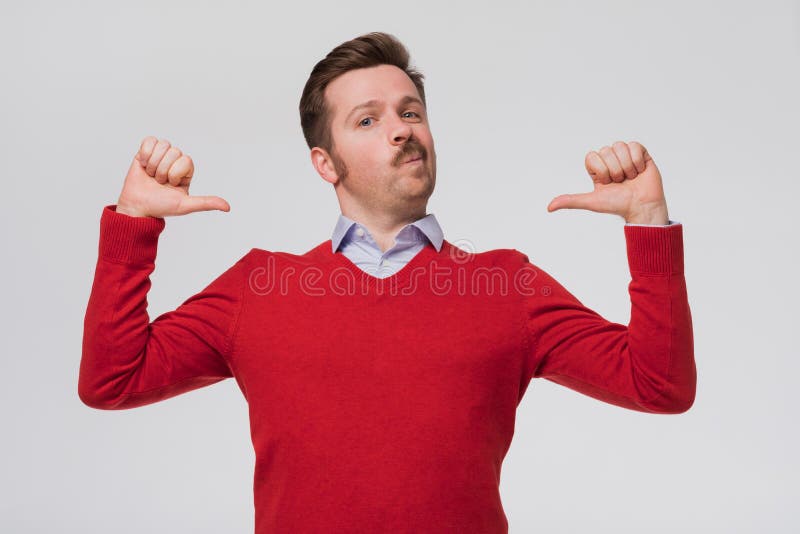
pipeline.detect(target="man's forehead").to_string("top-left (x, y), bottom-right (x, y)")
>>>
top-left (326, 66), bottom-right (421, 116)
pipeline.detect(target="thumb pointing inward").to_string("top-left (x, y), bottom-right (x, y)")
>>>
top-left (179, 195), bottom-right (231, 215)
top-left (547, 192), bottom-right (596, 212)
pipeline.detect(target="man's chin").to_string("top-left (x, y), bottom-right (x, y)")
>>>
top-left (402, 172), bottom-right (433, 189)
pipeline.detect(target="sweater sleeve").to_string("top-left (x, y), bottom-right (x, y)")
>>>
top-left (79, 205), bottom-right (247, 410)
top-left (520, 223), bottom-right (696, 414)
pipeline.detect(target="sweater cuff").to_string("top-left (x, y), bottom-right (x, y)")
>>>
top-left (624, 222), bottom-right (684, 275)
top-left (99, 204), bottom-right (166, 264)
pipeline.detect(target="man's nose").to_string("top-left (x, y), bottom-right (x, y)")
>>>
top-left (387, 113), bottom-right (413, 144)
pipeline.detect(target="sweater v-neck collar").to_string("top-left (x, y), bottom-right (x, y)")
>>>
top-left (318, 239), bottom-right (448, 290)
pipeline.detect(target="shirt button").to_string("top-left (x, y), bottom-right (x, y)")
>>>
top-left (355, 227), bottom-right (365, 238)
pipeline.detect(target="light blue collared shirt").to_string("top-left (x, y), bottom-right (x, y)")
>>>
top-left (331, 213), bottom-right (677, 279)
top-left (331, 213), bottom-right (444, 279)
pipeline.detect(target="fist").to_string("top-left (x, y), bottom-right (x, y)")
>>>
top-left (547, 140), bottom-right (669, 225)
top-left (116, 136), bottom-right (231, 218)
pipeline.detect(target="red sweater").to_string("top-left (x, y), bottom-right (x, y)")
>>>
top-left (80, 205), bottom-right (696, 533)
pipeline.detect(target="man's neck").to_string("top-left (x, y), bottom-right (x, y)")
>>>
top-left (341, 206), bottom-right (428, 253)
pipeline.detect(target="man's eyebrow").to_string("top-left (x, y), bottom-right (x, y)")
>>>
top-left (344, 95), bottom-right (424, 124)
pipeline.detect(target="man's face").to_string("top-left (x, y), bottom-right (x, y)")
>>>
top-left (322, 64), bottom-right (437, 215)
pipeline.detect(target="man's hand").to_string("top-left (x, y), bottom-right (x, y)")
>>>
top-left (115, 136), bottom-right (231, 218)
top-left (547, 140), bottom-right (669, 225)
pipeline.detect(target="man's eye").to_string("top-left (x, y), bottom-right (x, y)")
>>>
top-left (359, 112), bottom-right (419, 127)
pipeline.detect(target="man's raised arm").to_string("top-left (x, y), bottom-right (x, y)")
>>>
top-left (520, 140), bottom-right (696, 413)
top-left (79, 136), bottom-right (244, 410)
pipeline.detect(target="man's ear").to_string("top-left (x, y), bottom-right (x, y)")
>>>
top-left (310, 147), bottom-right (339, 185)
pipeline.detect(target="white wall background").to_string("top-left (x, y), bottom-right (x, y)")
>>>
top-left (1, 1), bottom-right (797, 532)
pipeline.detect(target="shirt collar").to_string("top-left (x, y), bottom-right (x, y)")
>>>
top-left (331, 213), bottom-right (444, 253)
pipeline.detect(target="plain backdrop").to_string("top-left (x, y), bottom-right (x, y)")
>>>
top-left (1, 1), bottom-right (798, 532)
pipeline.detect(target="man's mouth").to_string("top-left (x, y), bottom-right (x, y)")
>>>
top-left (403, 154), bottom-right (423, 164)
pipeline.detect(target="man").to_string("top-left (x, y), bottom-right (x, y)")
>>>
top-left (80, 32), bottom-right (695, 533)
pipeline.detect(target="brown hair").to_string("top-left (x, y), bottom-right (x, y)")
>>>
top-left (299, 32), bottom-right (426, 153)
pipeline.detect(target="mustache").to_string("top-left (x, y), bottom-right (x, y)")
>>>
top-left (393, 140), bottom-right (427, 166)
